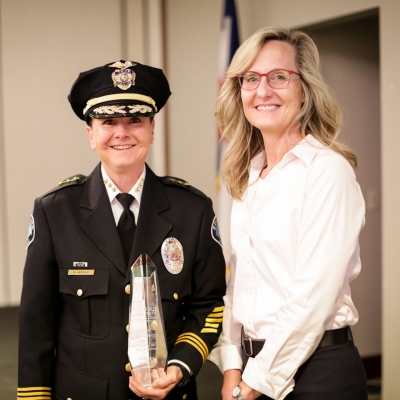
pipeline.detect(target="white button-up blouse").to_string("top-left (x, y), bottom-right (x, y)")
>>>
top-left (209, 135), bottom-right (365, 399)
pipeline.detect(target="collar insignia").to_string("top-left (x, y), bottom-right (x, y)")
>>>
top-left (109, 61), bottom-right (137, 90)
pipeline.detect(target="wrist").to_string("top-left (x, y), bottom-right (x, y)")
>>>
top-left (232, 384), bottom-right (246, 400)
top-left (168, 363), bottom-right (191, 387)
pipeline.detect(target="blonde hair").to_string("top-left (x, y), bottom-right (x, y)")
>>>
top-left (217, 26), bottom-right (357, 200)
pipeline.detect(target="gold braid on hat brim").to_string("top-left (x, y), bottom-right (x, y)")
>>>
top-left (83, 93), bottom-right (157, 116)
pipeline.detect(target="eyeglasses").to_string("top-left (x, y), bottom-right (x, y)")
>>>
top-left (236, 69), bottom-right (301, 90)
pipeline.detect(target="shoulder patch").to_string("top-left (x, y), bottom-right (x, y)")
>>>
top-left (41, 174), bottom-right (87, 198)
top-left (161, 176), bottom-right (207, 199)
top-left (26, 214), bottom-right (35, 249)
top-left (211, 216), bottom-right (222, 248)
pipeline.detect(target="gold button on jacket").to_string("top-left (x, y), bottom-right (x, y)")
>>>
top-left (125, 284), bottom-right (130, 295)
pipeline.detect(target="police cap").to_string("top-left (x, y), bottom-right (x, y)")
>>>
top-left (68, 60), bottom-right (171, 122)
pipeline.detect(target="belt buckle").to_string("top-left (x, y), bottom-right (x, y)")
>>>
top-left (244, 336), bottom-right (253, 357)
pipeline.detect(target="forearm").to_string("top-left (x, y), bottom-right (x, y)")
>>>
top-left (222, 369), bottom-right (242, 400)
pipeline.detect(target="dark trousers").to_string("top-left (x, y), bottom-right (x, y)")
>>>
top-left (246, 341), bottom-right (368, 400)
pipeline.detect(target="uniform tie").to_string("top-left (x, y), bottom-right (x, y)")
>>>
top-left (116, 193), bottom-right (136, 264)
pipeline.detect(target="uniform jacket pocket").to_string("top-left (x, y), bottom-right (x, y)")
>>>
top-left (59, 266), bottom-right (110, 338)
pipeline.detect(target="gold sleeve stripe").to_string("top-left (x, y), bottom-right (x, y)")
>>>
top-left (201, 327), bottom-right (218, 333)
top-left (204, 322), bottom-right (219, 328)
top-left (206, 317), bottom-right (223, 323)
top-left (177, 333), bottom-right (208, 355)
top-left (208, 312), bottom-right (223, 317)
top-left (175, 338), bottom-right (207, 363)
top-left (175, 333), bottom-right (209, 362)
top-left (178, 333), bottom-right (208, 361)
top-left (201, 306), bottom-right (224, 333)
top-left (17, 387), bottom-right (51, 399)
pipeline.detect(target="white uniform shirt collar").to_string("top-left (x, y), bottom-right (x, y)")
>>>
top-left (101, 164), bottom-right (146, 205)
top-left (101, 164), bottom-right (146, 225)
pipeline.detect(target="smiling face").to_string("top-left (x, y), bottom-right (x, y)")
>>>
top-left (86, 116), bottom-right (154, 176)
top-left (240, 40), bottom-right (304, 138)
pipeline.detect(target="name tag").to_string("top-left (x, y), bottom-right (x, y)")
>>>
top-left (73, 262), bottom-right (88, 267)
top-left (68, 269), bottom-right (95, 275)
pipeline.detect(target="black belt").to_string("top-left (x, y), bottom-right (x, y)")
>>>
top-left (242, 326), bottom-right (352, 358)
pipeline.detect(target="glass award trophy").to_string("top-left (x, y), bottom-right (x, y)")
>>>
top-left (128, 254), bottom-right (168, 387)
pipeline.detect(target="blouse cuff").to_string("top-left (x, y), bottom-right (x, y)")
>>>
top-left (242, 357), bottom-right (294, 400)
top-left (208, 344), bottom-right (243, 373)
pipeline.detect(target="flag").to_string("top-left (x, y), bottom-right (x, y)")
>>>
top-left (216, 0), bottom-right (239, 279)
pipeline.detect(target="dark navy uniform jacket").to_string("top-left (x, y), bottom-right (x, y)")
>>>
top-left (18, 163), bottom-right (226, 400)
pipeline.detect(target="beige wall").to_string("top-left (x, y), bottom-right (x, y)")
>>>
top-left (0, 0), bottom-right (147, 305)
top-left (165, 0), bottom-right (221, 202)
top-left (0, 4), bottom-right (8, 305)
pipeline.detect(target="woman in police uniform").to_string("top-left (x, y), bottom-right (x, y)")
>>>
top-left (18, 61), bottom-right (226, 400)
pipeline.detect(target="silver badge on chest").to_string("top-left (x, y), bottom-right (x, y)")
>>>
top-left (161, 237), bottom-right (184, 274)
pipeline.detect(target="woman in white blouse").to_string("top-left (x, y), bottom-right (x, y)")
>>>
top-left (209, 27), bottom-right (367, 400)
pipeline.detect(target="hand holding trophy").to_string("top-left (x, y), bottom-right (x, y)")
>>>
top-left (128, 254), bottom-right (168, 388)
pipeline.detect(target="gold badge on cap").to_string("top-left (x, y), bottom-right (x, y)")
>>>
top-left (161, 237), bottom-right (184, 274)
top-left (109, 61), bottom-right (137, 90)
